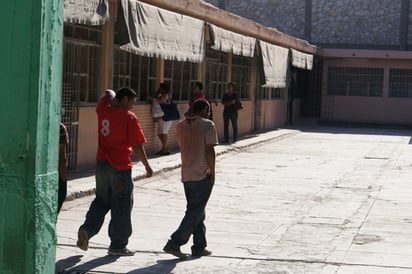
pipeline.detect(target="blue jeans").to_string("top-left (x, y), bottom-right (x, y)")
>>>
top-left (223, 111), bottom-right (238, 143)
top-left (169, 176), bottom-right (214, 253)
top-left (79, 161), bottom-right (134, 250)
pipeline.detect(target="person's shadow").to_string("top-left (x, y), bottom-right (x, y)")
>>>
top-left (127, 257), bottom-right (199, 274)
top-left (56, 255), bottom-right (118, 273)
top-left (55, 255), bottom-right (83, 273)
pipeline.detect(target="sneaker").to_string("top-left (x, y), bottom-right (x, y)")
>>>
top-left (108, 248), bottom-right (136, 256)
top-left (163, 242), bottom-right (187, 259)
top-left (192, 249), bottom-right (212, 257)
top-left (76, 230), bottom-right (89, 251)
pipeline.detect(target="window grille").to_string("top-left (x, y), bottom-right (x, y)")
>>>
top-left (164, 60), bottom-right (198, 101)
top-left (328, 67), bottom-right (383, 97)
top-left (232, 55), bottom-right (251, 99)
top-left (113, 48), bottom-right (157, 101)
top-left (255, 60), bottom-right (285, 100)
top-left (62, 24), bottom-right (102, 169)
top-left (389, 69), bottom-right (412, 98)
top-left (205, 48), bottom-right (228, 100)
top-left (64, 24), bottom-right (102, 44)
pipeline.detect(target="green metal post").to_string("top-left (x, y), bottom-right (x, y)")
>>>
top-left (0, 0), bottom-right (63, 273)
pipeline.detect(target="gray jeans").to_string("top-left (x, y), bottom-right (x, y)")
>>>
top-left (79, 161), bottom-right (134, 250)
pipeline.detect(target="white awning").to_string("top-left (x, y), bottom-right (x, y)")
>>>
top-left (64, 0), bottom-right (109, 25)
top-left (291, 49), bottom-right (313, 70)
top-left (209, 24), bottom-right (256, 57)
top-left (259, 41), bottom-right (290, 88)
top-left (118, 0), bottom-right (205, 63)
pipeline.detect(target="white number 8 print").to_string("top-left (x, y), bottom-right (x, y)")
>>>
top-left (101, 119), bottom-right (110, 136)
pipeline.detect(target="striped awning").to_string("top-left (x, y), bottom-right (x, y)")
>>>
top-left (291, 49), bottom-right (313, 70)
top-left (209, 24), bottom-right (256, 57)
top-left (259, 41), bottom-right (290, 88)
top-left (118, 0), bottom-right (205, 63)
top-left (64, 0), bottom-right (109, 25)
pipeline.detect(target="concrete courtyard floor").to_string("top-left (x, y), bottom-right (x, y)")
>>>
top-left (56, 125), bottom-right (412, 273)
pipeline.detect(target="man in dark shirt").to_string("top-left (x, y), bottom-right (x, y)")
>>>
top-left (221, 82), bottom-right (240, 144)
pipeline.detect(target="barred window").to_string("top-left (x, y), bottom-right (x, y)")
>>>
top-left (232, 55), bottom-right (251, 99)
top-left (64, 24), bottom-right (102, 44)
top-left (113, 48), bottom-right (157, 101)
top-left (64, 24), bottom-right (102, 103)
top-left (389, 69), bottom-right (412, 98)
top-left (63, 41), bottom-right (101, 103)
top-left (205, 48), bottom-right (228, 100)
top-left (273, 88), bottom-right (285, 99)
top-left (328, 67), bottom-right (383, 97)
top-left (164, 60), bottom-right (198, 101)
top-left (255, 60), bottom-right (285, 100)
top-left (255, 87), bottom-right (285, 100)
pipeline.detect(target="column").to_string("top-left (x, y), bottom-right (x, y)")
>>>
top-left (0, 0), bottom-right (63, 273)
top-left (101, 0), bottom-right (117, 90)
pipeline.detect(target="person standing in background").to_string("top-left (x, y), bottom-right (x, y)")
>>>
top-left (185, 81), bottom-right (205, 118)
top-left (148, 83), bottom-right (173, 155)
top-left (187, 82), bottom-right (218, 120)
top-left (221, 82), bottom-right (239, 144)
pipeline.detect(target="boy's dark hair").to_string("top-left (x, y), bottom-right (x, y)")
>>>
top-left (116, 87), bottom-right (137, 100)
top-left (195, 81), bottom-right (203, 90)
top-left (160, 82), bottom-right (170, 93)
top-left (192, 99), bottom-right (210, 114)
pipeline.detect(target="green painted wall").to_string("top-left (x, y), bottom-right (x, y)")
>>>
top-left (0, 0), bottom-right (63, 273)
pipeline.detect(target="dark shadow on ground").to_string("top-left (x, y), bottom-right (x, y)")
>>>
top-left (59, 255), bottom-right (118, 273)
top-left (285, 120), bottom-right (412, 137)
top-left (55, 255), bottom-right (83, 273)
top-left (127, 257), bottom-right (199, 274)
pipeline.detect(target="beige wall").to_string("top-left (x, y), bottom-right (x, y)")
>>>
top-left (322, 96), bottom-right (412, 125)
top-left (255, 99), bottom-right (288, 131)
top-left (321, 57), bottom-right (412, 126)
top-left (77, 107), bottom-right (98, 168)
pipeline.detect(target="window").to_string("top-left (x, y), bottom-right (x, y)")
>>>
top-left (113, 48), bottom-right (157, 101)
top-left (63, 42), bottom-right (101, 103)
top-left (328, 67), bottom-right (383, 97)
top-left (205, 48), bottom-right (228, 100)
top-left (164, 60), bottom-right (198, 101)
top-left (389, 69), bottom-right (412, 98)
top-left (273, 88), bottom-right (285, 99)
top-left (255, 87), bottom-right (285, 100)
top-left (255, 60), bottom-right (285, 100)
top-left (113, 49), bottom-right (131, 90)
top-left (64, 24), bottom-right (102, 103)
top-left (232, 55), bottom-right (251, 99)
top-left (64, 24), bottom-right (102, 44)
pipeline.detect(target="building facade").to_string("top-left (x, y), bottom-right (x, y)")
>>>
top-left (207, 0), bottom-right (412, 126)
top-left (62, 0), bottom-right (316, 171)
